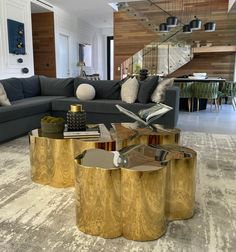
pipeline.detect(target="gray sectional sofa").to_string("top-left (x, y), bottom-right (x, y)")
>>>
top-left (0, 75), bottom-right (179, 143)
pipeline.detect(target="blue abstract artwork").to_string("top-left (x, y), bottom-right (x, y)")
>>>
top-left (7, 19), bottom-right (26, 55)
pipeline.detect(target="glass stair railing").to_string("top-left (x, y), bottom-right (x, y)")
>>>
top-left (117, 1), bottom-right (193, 78)
top-left (121, 42), bottom-right (193, 78)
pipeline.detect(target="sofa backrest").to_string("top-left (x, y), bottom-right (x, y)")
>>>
top-left (74, 78), bottom-right (121, 99)
top-left (40, 76), bottom-right (74, 96)
top-left (0, 78), bottom-right (25, 101)
top-left (19, 75), bottom-right (41, 98)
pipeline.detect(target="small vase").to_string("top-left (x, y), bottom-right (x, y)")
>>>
top-left (67, 104), bottom-right (86, 131)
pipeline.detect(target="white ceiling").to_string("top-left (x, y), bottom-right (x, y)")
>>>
top-left (45, 0), bottom-right (139, 28)
top-left (31, 2), bottom-right (51, 13)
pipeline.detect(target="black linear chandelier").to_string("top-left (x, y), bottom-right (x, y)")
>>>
top-left (155, 0), bottom-right (216, 34)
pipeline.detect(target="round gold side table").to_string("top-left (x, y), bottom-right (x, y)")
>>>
top-left (74, 144), bottom-right (197, 241)
top-left (29, 124), bottom-right (115, 188)
top-left (111, 123), bottom-right (181, 149)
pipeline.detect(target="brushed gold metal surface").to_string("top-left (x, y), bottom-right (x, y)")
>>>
top-left (165, 146), bottom-right (197, 220)
top-left (30, 124), bottom-right (115, 188)
top-left (70, 104), bottom-right (82, 112)
top-left (112, 123), bottom-right (181, 149)
top-left (75, 163), bottom-right (121, 238)
top-left (121, 166), bottom-right (167, 241)
top-left (74, 144), bottom-right (197, 241)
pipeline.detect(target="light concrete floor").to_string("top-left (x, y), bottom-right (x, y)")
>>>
top-left (177, 104), bottom-right (236, 135)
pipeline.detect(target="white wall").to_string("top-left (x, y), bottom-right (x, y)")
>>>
top-left (0, 0), bottom-right (34, 79)
top-left (0, 0), bottom-right (113, 80)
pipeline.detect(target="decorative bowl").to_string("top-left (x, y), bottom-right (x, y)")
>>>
top-left (41, 116), bottom-right (65, 134)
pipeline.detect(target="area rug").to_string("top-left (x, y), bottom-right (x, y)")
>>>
top-left (0, 132), bottom-right (235, 252)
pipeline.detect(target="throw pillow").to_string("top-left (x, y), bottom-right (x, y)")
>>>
top-left (137, 75), bottom-right (159, 104)
top-left (40, 76), bottom-right (74, 96)
top-left (74, 78), bottom-right (121, 99)
top-left (0, 83), bottom-right (11, 106)
top-left (121, 76), bottom-right (139, 103)
top-left (151, 78), bottom-right (174, 103)
top-left (20, 75), bottom-right (41, 98)
top-left (76, 84), bottom-right (96, 101)
top-left (0, 78), bottom-right (24, 101)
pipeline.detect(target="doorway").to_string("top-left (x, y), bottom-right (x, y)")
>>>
top-left (58, 34), bottom-right (70, 77)
top-left (31, 2), bottom-right (56, 77)
top-left (107, 36), bottom-right (114, 80)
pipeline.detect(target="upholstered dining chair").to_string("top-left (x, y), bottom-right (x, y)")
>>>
top-left (221, 81), bottom-right (236, 110)
top-left (231, 82), bottom-right (236, 109)
top-left (174, 82), bottom-right (193, 112)
top-left (192, 82), bottom-right (220, 112)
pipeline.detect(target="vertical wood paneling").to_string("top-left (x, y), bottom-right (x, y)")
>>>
top-left (114, 12), bottom-right (156, 79)
top-left (32, 12), bottom-right (56, 77)
top-left (169, 53), bottom-right (235, 81)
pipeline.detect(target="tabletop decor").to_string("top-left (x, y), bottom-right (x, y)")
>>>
top-left (41, 116), bottom-right (65, 134)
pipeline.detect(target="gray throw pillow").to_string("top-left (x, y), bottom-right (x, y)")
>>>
top-left (74, 78), bottom-right (121, 99)
top-left (0, 78), bottom-right (24, 101)
top-left (40, 76), bottom-right (74, 96)
top-left (20, 75), bottom-right (41, 98)
top-left (137, 76), bottom-right (159, 104)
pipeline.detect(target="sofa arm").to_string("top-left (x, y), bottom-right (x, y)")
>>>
top-left (165, 86), bottom-right (180, 109)
top-left (163, 86), bottom-right (180, 128)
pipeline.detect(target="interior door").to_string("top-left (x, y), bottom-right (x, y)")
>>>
top-left (58, 34), bottom-right (70, 77)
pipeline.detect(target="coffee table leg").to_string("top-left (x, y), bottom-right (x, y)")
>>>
top-left (75, 163), bottom-right (121, 238)
top-left (121, 167), bottom-right (167, 241)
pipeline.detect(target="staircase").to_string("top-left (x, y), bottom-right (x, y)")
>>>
top-left (117, 1), bottom-right (193, 78)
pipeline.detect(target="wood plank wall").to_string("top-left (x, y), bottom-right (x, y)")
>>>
top-left (31, 12), bottom-right (56, 77)
top-left (169, 52), bottom-right (235, 81)
top-left (114, 12), bottom-right (156, 79)
top-left (114, 11), bottom-right (235, 81)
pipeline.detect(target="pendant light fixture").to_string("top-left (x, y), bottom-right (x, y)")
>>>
top-left (204, 0), bottom-right (216, 32)
top-left (166, 16), bottom-right (178, 27)
top-left (159, 23), bottom-right (168, 32)
top-left (204, 21), bottom-right (216, 32)
top-left (183, 24), bottom-right (192, 33)
top-left (189, 16), bottom-right (202, 30)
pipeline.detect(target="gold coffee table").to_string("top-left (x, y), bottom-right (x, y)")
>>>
top-left (29, 124), bottom-right (115, 188)
top-left (111, 123), bottom-right (181, 149)
top-left (75, 145), bottom-right (197, 241)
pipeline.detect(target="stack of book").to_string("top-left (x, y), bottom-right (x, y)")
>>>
top-left (63, 125), bottom-right (100, 139)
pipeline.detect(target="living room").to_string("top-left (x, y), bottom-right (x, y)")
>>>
top-left (0, 0), bottom-right (236, 251)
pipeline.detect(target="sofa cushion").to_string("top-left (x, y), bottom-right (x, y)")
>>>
top-left (20, 75), bottom-right (41, 98)
top-left (52, 97), bottom-right (155, 115)
top-left (40, 76), bottom-right (74, 96)
top-left (74, 78), bottom-right (121, 99)
top-left (121, 77), bottom-right (139, 103)
top-left (0, 78), bottom-right (24, 101)
top-left (151, 78), bottom-right (174, 103)
top-left (137, 76), bottom-right (159, 104)
top-left (0, 96), bottom-right (64, 123)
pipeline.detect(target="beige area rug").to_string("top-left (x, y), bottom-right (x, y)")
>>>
top-left (0, 132), bottom-right (236, 252)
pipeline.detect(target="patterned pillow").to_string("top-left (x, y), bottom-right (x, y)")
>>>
top-left (0, 83), bottom-right (11, 106)
top-left (151, 78), bottom-right (174, 103)
top-left (121, 77), bottom-right (139, 103)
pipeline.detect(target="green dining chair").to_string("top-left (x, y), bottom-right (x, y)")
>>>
top-left (231, 82), bottom-right (236, 110)
top-left (174, 82), bottom-right (193, 112)
top-left (192, 82), bottom-right (220, 112)
top-left (221, 81), bottom-right (236, 110)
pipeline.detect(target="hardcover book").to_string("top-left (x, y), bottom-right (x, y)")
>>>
top-left (116, 103), bottom-right (173, 126)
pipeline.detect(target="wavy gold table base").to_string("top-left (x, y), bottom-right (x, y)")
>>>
top-left (29, 127), bottom-right (115, 188)
top-left (75, 145), bottom-right (197, 241)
